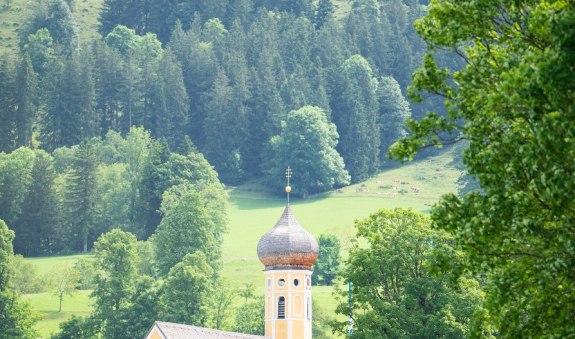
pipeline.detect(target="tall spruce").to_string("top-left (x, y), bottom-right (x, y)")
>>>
top-left (41, 55), bottom-right (96, 151)
top-left (148, 50), bottom-right (189, 149)
top-left (14, 54), bottom-right (38, 148)
top-left (0, 57), bottom-right (15, 152)
top-left (12, 150), bottom-right (58, 256)
top-left (62, 139), bottom-right (98, 252)
top-left (203, 69), bottom-right (246, 184)
top-left (330, 55), bottom-right (380, 182)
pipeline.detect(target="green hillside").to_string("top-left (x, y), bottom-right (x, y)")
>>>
top-left (0, 0), bottom-right (103, 56)
top-left (24, 145), bottom-right (465, 338)
top-left (0, 0), bottom-right (351, 56)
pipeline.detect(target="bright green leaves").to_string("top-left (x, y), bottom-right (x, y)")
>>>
top-left (333, 208), bottom-right (482, 338)
top-left (394, 1), bottom-right (575, 336)
top-left (267, 105), bottom-right (349, 197)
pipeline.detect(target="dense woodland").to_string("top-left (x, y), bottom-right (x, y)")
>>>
top-left (0, 0), bottom-right (428, 255)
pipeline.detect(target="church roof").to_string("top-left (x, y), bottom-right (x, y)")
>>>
top-left (146, 321), bottom-right (265, 339)
top-left (257, 205), bottom-right (319, 270)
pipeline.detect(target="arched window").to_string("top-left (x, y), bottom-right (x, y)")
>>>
top-left (278, 296), bottom-right (286, 319)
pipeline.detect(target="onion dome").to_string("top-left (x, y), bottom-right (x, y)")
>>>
top-left (257, 205), bottom-right (319, 271)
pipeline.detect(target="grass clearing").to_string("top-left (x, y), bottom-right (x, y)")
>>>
top-left (23, 290), bottom-right (93, 338)
top-left (24, 146), bottom-right (464, 337)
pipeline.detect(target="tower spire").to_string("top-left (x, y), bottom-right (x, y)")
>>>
top-left (285, 166), bottom-right (292, 205)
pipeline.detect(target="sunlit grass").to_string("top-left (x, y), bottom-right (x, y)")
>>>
top-left (25, 146), bottom-right (463, 337)
top-left (23, 290), bottom-right (93, 338)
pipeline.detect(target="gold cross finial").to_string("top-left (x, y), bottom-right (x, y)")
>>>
top-left (285, 166), bottom-right (292, 185)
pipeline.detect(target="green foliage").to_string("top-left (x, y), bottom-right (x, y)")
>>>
top-left (203, 69), bottom-right (246, 184)
top-left (377, 76), bottom-right (411, 164)
top-left (154, 191), bottom-right (221, 276)
top-left (333, 208), bottom-right (482, 338)
top-left (0, 219), bottom-right (15, 290)
top-left (267, 106), bottom-right (350, 197)
top-left (22, 28), bottom-right (56, 75)
top-left (0, 56), bottom-right (15, 152)
top-left (314, 0), bottom-right (335, 29)
top-left (121, 276), bottom-right (161, 338)
top-left (51, 315), bottom-right (99, 339)
top-left (0, 219), bottom-right (38, 338)
top-left (104, 25), bottom-right (163, 63)
top-left (13, 149), bottom-right (58, 256)
top-left (232, 296), bottom-right (264, 335)
top-left (331, 55), bottom-right (380, 183)
top-left (47, 264), bottom-right (80, 312)
top-left (312, 234), bottom-right (340, 286)
top-left (391, 1), bottom-right (575, 336)
top-left (12, 255), bottom-right (44, 294)
top-left (62, 138), bottom-right (98, 252)
top-left (13, 53), bottom-right (37, 148)
top-left (160, 251), bottom-right (213, 326)
top-left (91, 229), bottom-right (138, 337)
top-left (73, 258), bottom-right (95, 290)
top-left (213, 279), bottom-right (236, 330)
top-left (19, 0), bottom-right (79, 54)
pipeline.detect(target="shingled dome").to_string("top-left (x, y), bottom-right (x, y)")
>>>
top-left (257, 205), bottom-right (319, 271)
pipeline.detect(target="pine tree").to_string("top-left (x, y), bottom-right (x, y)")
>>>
top-left (12, 150), bottom-right (58, 256)
top-left (41, 54), bottom-right (95, 151)
top-left (92, 41), bottom-right (125, 135)
top-left (148, 50), bottom-right (189, 149)
top-left (203, 69), bottom-right (247, 184)
top-left (0, 56), bottom-right (15, 152)
top-left (314, 0), bottom-right (334, 29)
top-left (62, 139), bottom-right (98, 252)
top-left (330, 55), bottom-right (380, 183)
top-left (378, 76), bottom-right (411, 166)
top-left (14, 54), bottom-right (38, 148)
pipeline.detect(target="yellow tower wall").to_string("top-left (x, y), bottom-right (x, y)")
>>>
top-left (263, 270), bottom-right (313, 339)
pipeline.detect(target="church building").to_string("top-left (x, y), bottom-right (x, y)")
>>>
top-left (146, 169), bottom-right (320, 339)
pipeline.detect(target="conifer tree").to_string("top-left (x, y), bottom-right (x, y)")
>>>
top-left (14, 54), bottom-right (38, 148)
top-left (12, 150), bottom-right (58, 256)
top-left (330, 55), bottom-right (380, 183)
top-left (0, 57), bottom-right (15, 152)
top-left (62, 139), bottom-right (98, 252)
top-left (203, 69), bottom-right (246, 184)
top-left (314, 0), bottom-right (334, 29)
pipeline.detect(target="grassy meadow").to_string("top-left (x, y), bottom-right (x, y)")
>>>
top-left (0, 0), bottom-right (103, 56)
top-left (23, 145), bottom-right (465, 338)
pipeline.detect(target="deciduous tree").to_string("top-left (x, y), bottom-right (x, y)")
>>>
top-left (267, 106), bottom-right (350, 197)
top-left (333, 208), bottom-right (482, 338)
top-left (312, 234), bottom-right (341, 286)
top-left (48, 264), bottom-right (80, 312)
top-left (0, 219), bottom-right (38, 338)
top-left (391, 1), bottom-right (575, 336)
top-left (160, 251), bottom-right (213, 326)
top-left (91, 229), bottom-right (138, 337)
top-left (153, 191), bottom-right (221, 276)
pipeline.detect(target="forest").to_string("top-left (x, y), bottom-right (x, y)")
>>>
top-left (0, 0), bottom-right (428, 254)
top-left (1, 0), bottom-right (574, 338)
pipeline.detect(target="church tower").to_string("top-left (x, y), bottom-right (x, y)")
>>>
top-left (257, 168), bottom-right (319, 339)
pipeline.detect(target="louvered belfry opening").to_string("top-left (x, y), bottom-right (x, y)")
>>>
top-left (278, 296), bottom-right (286, 319)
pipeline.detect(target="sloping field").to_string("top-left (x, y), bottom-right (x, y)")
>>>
top-left (24, 145), bottom-right (466, 337)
